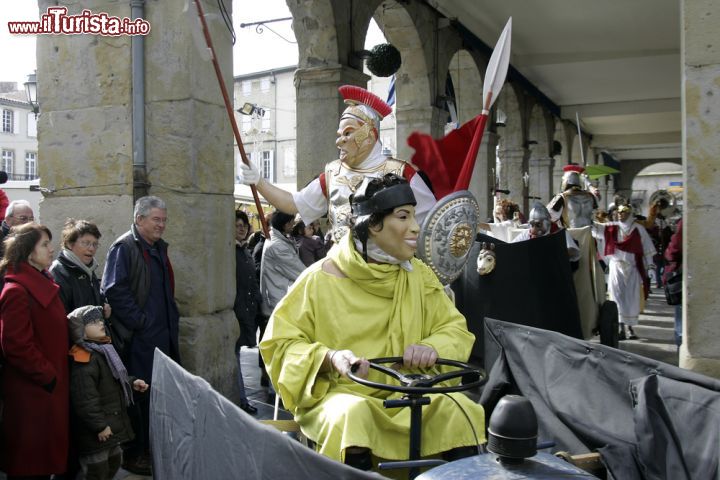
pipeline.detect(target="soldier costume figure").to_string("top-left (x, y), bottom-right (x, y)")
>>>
top-left (548, 164), bottom-right (598, 228)
top-left (238, 85), bottom-right (436, 243)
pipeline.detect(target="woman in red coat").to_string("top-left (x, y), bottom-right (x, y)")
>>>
top-left (0, 223), bottom-right (69, 478)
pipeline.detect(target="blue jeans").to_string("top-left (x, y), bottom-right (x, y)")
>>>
top-left (674, 304), bottom-right (683, 347)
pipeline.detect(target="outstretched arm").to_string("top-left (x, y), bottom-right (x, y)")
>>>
top-left (256, 179), bottom-right (298, 215)
top-left (239, 161), bottom-right (298, 214)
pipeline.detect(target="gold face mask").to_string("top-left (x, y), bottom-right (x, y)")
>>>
top-left (337, 115), bottom-right (377, 168)
top-left (353, 122), bottom-right (372, 147)
top-left (342, 106), bottom-right (376, 147)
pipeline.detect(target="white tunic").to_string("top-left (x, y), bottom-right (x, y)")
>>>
top-left (592, 221), bottom-right (655, 325)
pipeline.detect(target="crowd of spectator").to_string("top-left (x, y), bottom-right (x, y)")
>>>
top-left (0, 194), bottom-right (331, 479)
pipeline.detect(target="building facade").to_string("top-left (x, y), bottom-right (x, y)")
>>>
top-left (0, 84), bottom-right (42, 215)
top-left (0, 86), bottom-right (39, 181)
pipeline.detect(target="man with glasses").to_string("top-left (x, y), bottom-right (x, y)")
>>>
top-left (101, 196), bottom-right (180, 476)
top-left (0, 200), bottom-right (36, 257)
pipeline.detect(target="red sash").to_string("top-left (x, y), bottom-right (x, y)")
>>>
top-left (604, 224), bottom-right (650, 299)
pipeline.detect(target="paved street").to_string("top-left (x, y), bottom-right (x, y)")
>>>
top-left (615, 290), bottom-right (679, 367)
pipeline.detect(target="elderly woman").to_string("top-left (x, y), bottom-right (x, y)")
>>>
top-left (0, 223), bottom-right (69, 478)
top-left (260, 174), bottom-right (485, 470)
top-left (49, 219), bottom-right (109, 316)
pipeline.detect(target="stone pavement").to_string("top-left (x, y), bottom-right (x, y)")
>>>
top-left (614, 289), bottom-right (679, 367)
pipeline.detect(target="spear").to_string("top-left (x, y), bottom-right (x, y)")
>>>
top-left (455, 18), bottom-right (512, 191)
top-left (575, 111), bottom-right (586, 167)
top-left (192, 0), bottom-right (270, 237)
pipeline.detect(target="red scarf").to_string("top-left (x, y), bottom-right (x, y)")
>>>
top-left (604, 224), bottom-right (650, 299)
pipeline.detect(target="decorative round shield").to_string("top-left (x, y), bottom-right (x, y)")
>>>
top-left (417, 190), bottom-right (480, 285)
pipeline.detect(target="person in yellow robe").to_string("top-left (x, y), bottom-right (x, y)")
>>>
top-left (260, 174), bottom-right (485, 471)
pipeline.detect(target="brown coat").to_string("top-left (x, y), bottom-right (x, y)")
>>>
top-left (69, 345), bottom-right (134, 454)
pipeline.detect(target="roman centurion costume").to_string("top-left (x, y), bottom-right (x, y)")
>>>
top-left (291, 85), bottom-right (436, 242)
top-left (548, 164), bottom-right (598, 228)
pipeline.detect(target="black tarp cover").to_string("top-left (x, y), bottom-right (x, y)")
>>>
top-left (150, 350), bottom-right (385, 480)
top-left (480, 319), bottom-right (720, 480)
top-left (452, 230), bottom-right (582, 362)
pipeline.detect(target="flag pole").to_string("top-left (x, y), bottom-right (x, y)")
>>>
top-left (455, 18), bottom-right (512, 191)
top-left (192, 0), bottom-right (269, 238)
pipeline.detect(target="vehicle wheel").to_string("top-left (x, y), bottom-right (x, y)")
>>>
top-left (599, 300), bottom-right (619, 348)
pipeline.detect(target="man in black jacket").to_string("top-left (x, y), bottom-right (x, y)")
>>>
top-left (101, 196), bottom-right (179, 475)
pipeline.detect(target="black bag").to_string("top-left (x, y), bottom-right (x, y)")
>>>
top-left (664, 268), bottom-right (682, 305)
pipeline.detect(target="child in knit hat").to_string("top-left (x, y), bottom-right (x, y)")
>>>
top-left (68, 305), bottom-right (148, 480)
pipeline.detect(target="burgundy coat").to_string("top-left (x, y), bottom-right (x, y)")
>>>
top-left (0, 262), bottom-right (69, 475)
top-left (663, 219), bottom-right (683, 281)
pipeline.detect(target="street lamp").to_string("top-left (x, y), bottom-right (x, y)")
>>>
top-left (237, 102), bottom-right (265, 117)
top-left (24, 72), bottom-right (39, 116)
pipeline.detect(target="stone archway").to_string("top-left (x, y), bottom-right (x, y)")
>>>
top-left (618, 158), bottom-right (682, 208)
top-left (287, 0), bottom-right (363, 188)
top-left (289, 1), bottom-right (339, 69)
top-left (372, 0), bottom-right (435, 160)
top-left (551, 118), bottom-right (570, 193)
top-left (446, 49), bottom-right (483, 124)
top-left (495, 84), bottom-right (525, 209)
top-left (527, 103), bottom-right (554, 203)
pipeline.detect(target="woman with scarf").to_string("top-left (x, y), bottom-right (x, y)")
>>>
top-left (49, 219), bottom-right (111, 478)
top-left (49, 219), bottom-right (110, 318)
top-left (0, 223), bottom-right (69, 478)
top-left (260, 174), bottom-right (485, 471)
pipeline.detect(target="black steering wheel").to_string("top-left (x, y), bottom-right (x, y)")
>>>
top-left (347, 357), bottom-right (485, 395)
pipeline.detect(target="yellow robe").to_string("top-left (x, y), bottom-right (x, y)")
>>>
top-left (259, 234), bottom-right (485, 463)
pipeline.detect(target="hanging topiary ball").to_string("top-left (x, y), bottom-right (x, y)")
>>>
top-left (366, 43), bottom-right (402, 77)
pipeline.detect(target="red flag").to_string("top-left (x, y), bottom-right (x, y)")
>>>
top-left (408, 114), bottom-right (487, 199)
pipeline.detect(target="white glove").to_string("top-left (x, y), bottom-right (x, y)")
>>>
top-left (239, 161), bottom-right (261, 185)
top-left (329, 350), bottom-right (369, 378)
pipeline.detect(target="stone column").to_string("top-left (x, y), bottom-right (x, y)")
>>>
top-left (395, 106), bottom-right (446, 162)
top-left (468, 131), bottom-right (498, 220)
top-left (497, 147), bottom-right (528, 211)
top-left (294, 66), bottom-right (369, 189)
top-left (599, 178), bottom-right (610, 211)
top-left (529, 157), bottom-right (553, 204)
top-left (37, 1), bottom-right (239, 397)
top-left (680, 0), bottom-right (720, 378)
top-left (552, 154), bottom-right (565, 194)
